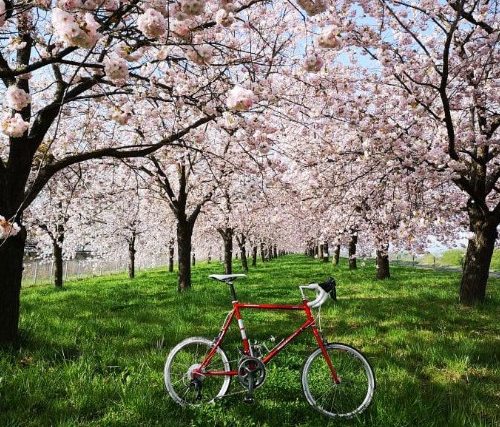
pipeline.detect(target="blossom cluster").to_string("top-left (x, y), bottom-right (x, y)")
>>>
top-left (0, 216), bottom-right (21, 240)
top-left (103, 54), bottom-right (129, 85)
top-left (0, 0), bottom-right (6, 27)
top-left (303, 52), bottom-right (324, 72)
top-left (1, 113), bottom-right (29, 137)
top-left (57, 0), bottom-right (119, 11)
top-left (110, 104), bottom-right (133, 125)
top-left (180, 0), bottom-right (205, 16)
top-left (5, 86), bottom-right (31, 111)
top-left (296, 0), bottom-right (327, 16)
top-left (215, 8), bottom-right (234, 27)
top-left (51, 8), bottom-right (101, 48)
top-left (226, 86), bottom-right (257, 111)
top-left (137, 8), bottom-right (166, 39)
top-left (185, 45), bottom-right (214, 65)
top-left (318, 27), bottom-right (341, 49)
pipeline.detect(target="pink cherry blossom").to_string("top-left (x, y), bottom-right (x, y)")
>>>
top-left (1, 113), bottom-right (29, 137)
top-left (180, 0), bottom-right (205, 16)
top-left (296, 0), bottom-right (327, 16)
top-left (215, 9), bottom-right (234, 27)
top-left (5, 86), bottom-right (31, 111)
top-left (226, 86), bottom-right (257, 111)
top-left (137, 8), bottom-right (167, 39)
top-left (103, 54), bottom-right (129, 85)
top-left (0, 0), bottom-right (6, 27)
top-left (51, 8), bottom-right (101, 48)
top-left (185, 45), bottom-right (214, 65)
top-left (303, 52), bottom-right (324, 72)
top-left (0, 216), bottom-right (21, 239)
top-left (317, 27), bottom-right (341, 49)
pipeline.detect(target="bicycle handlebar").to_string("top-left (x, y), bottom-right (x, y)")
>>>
top-left (299, 283), bottom-right (330, 308)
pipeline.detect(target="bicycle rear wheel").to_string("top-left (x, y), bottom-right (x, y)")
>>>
top-left (164, 337), bottom-right (231, 406)
top-left (301, 343), bottom-right (375, 418)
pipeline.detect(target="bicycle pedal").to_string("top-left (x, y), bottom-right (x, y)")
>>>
top-left (243, 395), bottom-right (255, 404)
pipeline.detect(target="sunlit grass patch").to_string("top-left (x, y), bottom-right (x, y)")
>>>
top-left (1, 255), bottom-right (499, 426)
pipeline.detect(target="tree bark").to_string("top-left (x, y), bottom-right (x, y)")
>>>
top-left (260, 242), bottom-right (266, 262)
top-left (219, 228), bottom-right (233, 274)
top-left (322, 242), bottom-right (329, 262)
top-left (333, 244), bottom-right (340, 266)
top-left (349, 232), bottom-right (358, 270)
top-left (177, 220), bottom-right (194, 291)
top-left (168, 238), bottom-right (174, 273)
top-left (460, 213), bottom-right (497, 304)
top-left (236, 234), bottom-right (248, 272)
top-left (252, 245), bottom-right (257, 267)
top-left (53, 238), bottom-right (64, 287)
top-left (0, 230), bottom-right (26, 345)
top-left (273, 244), bottom-right (277, 259)
top-left (128, 232), bottom-right (136, 279)
top-left (192, 252), bottom-right (196, 266)
top-left (376, 248), bottom-right (390, 280)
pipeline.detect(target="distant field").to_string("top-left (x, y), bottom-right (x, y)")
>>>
top-left (399, 248), bottom-right (500, 271)
top-left (1, 255), bottom-right (499, 426)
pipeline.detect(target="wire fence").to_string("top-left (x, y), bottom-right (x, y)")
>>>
top-left (22, 255), bottom-right (170, 287)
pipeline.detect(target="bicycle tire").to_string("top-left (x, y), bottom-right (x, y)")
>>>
top-left (164, 337), bottom-right (231, 406)
top-left (301, 342), bottom-right (375, 418)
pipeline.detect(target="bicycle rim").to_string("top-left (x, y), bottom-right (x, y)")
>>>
top-left (302, 343), bottom-right (375, 418)
top-left (164, 337), bottom-right (231, 406)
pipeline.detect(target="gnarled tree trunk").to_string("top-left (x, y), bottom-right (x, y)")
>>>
top-left (219, 227), bottom-right (233, 274)
top-left (376, 245), bottom-right (390, 280)
top-left (460, 209), bottom-right (497, 304)
top-left (333, 244), bottom-right (340, 266)
top-left (252, 245), bottom-right (257, 267)
top-left (236, 234), bottom-right (248, 272)
top-left (322, 241), bottom-right (329, 262)
top-left (128, 232), bottom-right (136, 279)
top-left (53, 237), bottom-right (64, 287)
top-left (0, 230), bottom-right (26, 345)
top-left (348, 231), bottom-right (358, 270)
top-left (177, 220), bottom-right (194, 291)
top-left (168, 238), bottom-right (174, 273)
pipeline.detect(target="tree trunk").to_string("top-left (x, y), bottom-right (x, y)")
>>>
top-left (177, 220), bottom-right (194, 291)
top-left (252, 245), bottom-right (257, 267)
top-left (236, 234), bottom-right (248, 272)
top-left (460, 216), bottom-right (497, 304)
top-left (273, 245), bottom-right (277, 259)
top-left (168, 238), bottom-right (174, 273)
top-left (376, 249), bottom-right (390, 280)
top-left (268, 244), bottom-right (273, 261)
top-left (348, 232), bottom-right (358, 270)
top-left (260, 242), bottom-right (266, 262)
top-left (53, 238), bottom-right (64, 287)
top-left (333, 244), bottom-right (340, 266)
top-left (322, 242), bottom-right (329, 262)
top-left (219, 228), bottom-right (233, 274)
top-left (192, 252), bottom-right (196, 266)
top-left (0, 230), bottom-right (26, 345)
top-left (128, 232), bottom-right (136, 279)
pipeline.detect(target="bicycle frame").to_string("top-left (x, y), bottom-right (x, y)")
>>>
top-left (198, 299), bottom-right (340, 383)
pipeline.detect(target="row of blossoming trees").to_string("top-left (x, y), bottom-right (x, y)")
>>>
top-left (0, 0), bottom-right (498, 344)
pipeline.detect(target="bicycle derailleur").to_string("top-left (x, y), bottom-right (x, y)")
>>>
top-left (237, 356), bottom-right (266, 404)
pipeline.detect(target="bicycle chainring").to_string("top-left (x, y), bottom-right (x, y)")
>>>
top-left (237, 356), bottom-right (266, 389)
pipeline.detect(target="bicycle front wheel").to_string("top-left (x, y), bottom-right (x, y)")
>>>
top-left (164, 337), bottom-right (231, 406)
top-left (302, 343), bottom-right (375, 418)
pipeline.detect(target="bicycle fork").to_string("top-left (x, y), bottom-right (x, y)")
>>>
top-left (307, 311), bottom-right (341, 385)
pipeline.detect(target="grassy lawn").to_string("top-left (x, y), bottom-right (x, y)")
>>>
top-left (1, 255), bottom-right (499, 426)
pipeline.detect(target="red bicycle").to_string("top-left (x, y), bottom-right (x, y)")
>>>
top-left (164, 274), bottom-right (375, 419)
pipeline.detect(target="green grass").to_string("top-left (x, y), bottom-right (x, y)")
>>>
top-left (419, 249), bottom-right (500, 271)
top-left (1, 255), bottom-right (499, 426)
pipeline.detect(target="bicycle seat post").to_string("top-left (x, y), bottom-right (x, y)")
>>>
top-left (226, 281), bottom-right (238, 301)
